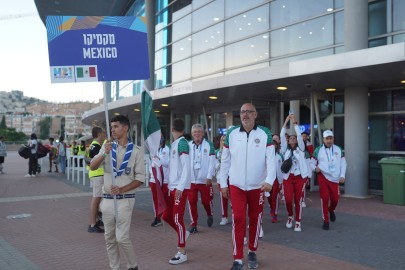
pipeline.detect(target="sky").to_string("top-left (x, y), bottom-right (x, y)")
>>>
top-left (0, 0), bottom-right (103, 103)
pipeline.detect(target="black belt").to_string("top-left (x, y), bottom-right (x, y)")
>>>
top-left (103, 194), bottom-right (136, 199)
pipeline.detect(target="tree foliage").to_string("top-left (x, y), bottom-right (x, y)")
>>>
top-left (38, 117), bottom-right (51, 140)
top-left (0, 115), bottom-right (6, 129)
top-left (0, 128), bottom-right (27, 142)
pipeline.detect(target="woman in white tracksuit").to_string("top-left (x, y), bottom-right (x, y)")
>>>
top-left (280, 114), bottom-right (311, 232)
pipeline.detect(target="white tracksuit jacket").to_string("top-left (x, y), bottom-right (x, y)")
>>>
top-left (189, 139), bottom-right (216, 184)
top-left (218, 125), bottom-right (276, 190)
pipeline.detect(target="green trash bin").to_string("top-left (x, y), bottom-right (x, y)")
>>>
top-left (378, 157), bottom-right (405, 205)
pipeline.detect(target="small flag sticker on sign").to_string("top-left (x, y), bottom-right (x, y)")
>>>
top-left (75, 65), bottom-right (98, 82)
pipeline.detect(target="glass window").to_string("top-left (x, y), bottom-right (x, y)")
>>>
top-left (270, 15), bottom-right (334, 58)
top-left (368, 0), bottom-right (387, 37)
top-left (225, 5), bottom-right (269, 43)
top-left (393, 91), bottom-right (405, 111)
top-left (369, 91), bottom-right (392, 112)
top-left (172, 59), bottom-right (191, 83)
top-left (172, 0), bottom-right (192, 21)
top-left (156, 7), bottom-right (169, 32)
top-left (192, 48), bottom-right (224, 78)
top-left (156, 0), bottom-right (172, 13)
top-left (225, 0), bottom-right (267, 18)
top-left (172, 36), bottom-right (192, 62)
top-left (225, 62), bottom-right (268, 75)
top-left (394, 34), bottom-right (405, 43)
top-left (333, 116), bottom-right (344, 147)
top-left (369, 38), bottom-right (387, 48)
top-left (192, 23), bottom-right (224, 54)
top-left (369, 114), bottom-right (405, 151)
top-left (334, 0), bottom-right (343, 9)
top-left (334, 11), bottom-right (344, 44)
top-left (155, 47), bottom-right (170, 70)
top-left (270, 48), bottom-right (333, 65)
top-left (334, 95), bottom-right (344, 114)
top-left (393, 0), bottom-right (405, 31)
top-left (225, 35), bottom-right (269, 69)
top-left (173, 14), bottom-right (191, 42)
top-left (270, 0), bottom-right (334, 29)
top-left (155, 26), bottom-right (171, 51)
top-left (192, 0), bottom-right (224, 32)
top-left (193, 0), bottom-right (213, 10)
top-left (155, 66), bottom-right (171, 88)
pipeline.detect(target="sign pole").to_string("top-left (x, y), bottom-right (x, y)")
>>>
top-left (103, 81), bottom-right (118, 224)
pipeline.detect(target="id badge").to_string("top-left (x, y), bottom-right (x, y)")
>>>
top-left (329, 162), bottom-right (336, 172)
top-left (125, 167), bottom-right (131, 175)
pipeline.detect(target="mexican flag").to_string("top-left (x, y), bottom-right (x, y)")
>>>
top-left (141, 86), bottom-right (166, 215)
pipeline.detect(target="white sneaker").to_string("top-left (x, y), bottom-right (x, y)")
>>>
top-left (169, 251), bottom-right (187, 265)
top-left (219, 217), bottom-right (228, 226)
top-left (286, 216), bottom-right (293, 229)
top-left (294, 221), bottom-right (301, 232)
top-left (244, 237), bottom-right (247, 246)
top-left (24, 174), bottom-right (32, 178)
top-left (259, 226), bottom-right (264, 238)
top-left (302, 201), bottom-right (307, 207)
top-left (31, 175), bottom-right (36, 178)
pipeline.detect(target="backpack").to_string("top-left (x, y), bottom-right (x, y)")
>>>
top-left (18, 145), bottom-right (31, 159)
top-left (37, 142), bottom-right (50, 158)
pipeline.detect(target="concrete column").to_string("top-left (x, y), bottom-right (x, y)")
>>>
top-left (344, 87), bottom-right (369, 197)
top-left (344, 0), bottom-right (368, 51)
top-left (145, 0), bottom-right (155, 91)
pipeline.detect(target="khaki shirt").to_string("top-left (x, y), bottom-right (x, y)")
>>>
top-left (97, 142), bottom-right (146, 194)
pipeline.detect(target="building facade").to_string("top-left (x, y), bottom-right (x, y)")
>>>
top-left (35, 0), bottom-right (405, 196)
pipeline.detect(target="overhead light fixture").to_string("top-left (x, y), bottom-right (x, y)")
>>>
top-left (209, 96), bottom-right (218, 100)
top-left (277, 86), bottom-right (287, 91)
top-left (114, 112), bottom-right (120, 115)
top-left (161, 104), bottom-right (169, 107)
top-left (154, 110), bottom-right (160, 113)
top-left (134, 108), bottom-right (140, 112)
top-left (401, 80), bottom-right (405, 84)
top-left (325, 88), bottom-right (336, 92)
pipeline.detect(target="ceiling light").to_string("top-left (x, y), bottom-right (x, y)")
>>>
top-left (327, 8), bottom-right (333, 12)
top-left (114, 112), bottom-right (120, 115)
top-left (262, 35), bottom-right (268, 38)
top-left (325, 88), bottom-right (336, 92)
top-left (134, 108), bottom-right (140, 112)
top-left (161, 104), bottom-right (169, 107)
top-left (401, 80), bottom-right (405, 84)
top-left (213, 17), bottom-right (219, 21)
top-left (209, 96), bottom-right (218, 100)
top-left (277, 86), bottom-right (287, 90)
top-left (154, 110), bottom-right (160, 113)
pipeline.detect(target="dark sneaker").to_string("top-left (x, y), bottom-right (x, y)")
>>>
top-left (247, 251), bottom-right (258, 269)
top-left (95, 220), bottom-right (104, 227)
top-left (322, 221), bottom-right (330, 230)
top-left (207, 216), bottom-right (213, 227)
top-left (230, 261), bottom-right (244, 270)
top-left (151, 218), bottom-right (162, 227)
top-left (189, 226), bottom-right (198, 234)
top-left (329, 211), bottom-right (336, 222)
top-left (169, 251), bottom-right (187, 264)
top-left (88, 225), bottom-right (104, 233)
top-left (128, 267), bottom-right (138, 270)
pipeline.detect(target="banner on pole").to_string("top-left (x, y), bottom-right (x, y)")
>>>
top-left (46, 16), bottom-right (149, 83)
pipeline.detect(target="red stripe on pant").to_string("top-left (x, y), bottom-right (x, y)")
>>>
top-left (230, 185), bottom-right (264, 260)
top-left (218, 183), bottom-right (229, 218)
top-left (318, 173), bottom-right (340, 223)
top-left (267, 180), bottom-right (282, 215)
top-left (283, 174), bottom-right (306, 222)
top-left (162, 189), bottom-right (189, 248)
top-left (149, 182), bottom-right (168, 218)
top-left (187, 183), bottom-right (213, 226)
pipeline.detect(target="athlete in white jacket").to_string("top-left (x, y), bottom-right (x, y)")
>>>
top-left (311, 130), bottom-right (346, 230)
top-left (219, 103), bottom-right (275, 270)
top-left (187, 124), bottom-right (216, 233)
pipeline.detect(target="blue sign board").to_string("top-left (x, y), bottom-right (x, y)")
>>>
top-left (46, 16), bottom-right (149, 83)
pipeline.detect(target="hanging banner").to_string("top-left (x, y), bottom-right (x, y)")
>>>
top-left (46, 16), bottom-right (149, 83)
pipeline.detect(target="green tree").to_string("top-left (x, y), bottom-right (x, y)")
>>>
top-left (0, 128), bottom-right (27, 142)
top-left (0, 115), bottom-right (6, 129)
top-left (38, 117), bottom-right (51, 140)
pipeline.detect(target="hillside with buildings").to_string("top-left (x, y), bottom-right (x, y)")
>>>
top-left (0, 90), bottom-right (100, 140)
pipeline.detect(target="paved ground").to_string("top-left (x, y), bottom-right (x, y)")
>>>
top-left (0, 151), bottom-right (404, 270)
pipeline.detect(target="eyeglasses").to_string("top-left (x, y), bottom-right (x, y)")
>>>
top-left (240, 110), bottom-right (256, 115)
